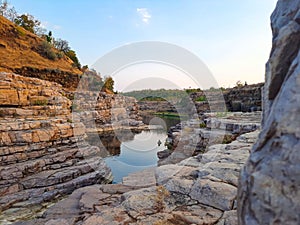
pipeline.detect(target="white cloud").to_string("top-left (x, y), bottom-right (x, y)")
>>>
top-left (136, 8), bottom-right (151, 24)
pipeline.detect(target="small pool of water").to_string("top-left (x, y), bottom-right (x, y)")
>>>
top-left (105, 130), bottom-right (167, 183)
top-left (86, 116), bottom-right (180, 183)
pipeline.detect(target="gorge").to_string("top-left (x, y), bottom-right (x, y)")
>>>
top-left (0, 0), bottom-right (299, 224)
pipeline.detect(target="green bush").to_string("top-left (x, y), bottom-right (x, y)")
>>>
top-left (38, 41), bottom-right (66, 61)
top-left (200, 122), bottom-right (206, 128)
top-left (15, 26), bottom-right (25, 37)
top-left (56, 51), bottom-right (64, 59)
top-left (38, 41), bottom-right (57, 60)
top-left (195, 96), bottom-right (207, 102)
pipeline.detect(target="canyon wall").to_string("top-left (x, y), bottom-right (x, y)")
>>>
top-left (73, 91), bottom-right (143, 133)
top-left (137, 83), bottom-right (263, 116)
top-left (223, 83), bottom-right (263, 112)
top-left (238, 1), bottom-right (300, 224)
top-left (0, 73), bottom-right (113, 222)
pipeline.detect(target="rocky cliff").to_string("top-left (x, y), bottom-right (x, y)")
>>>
top-left (238, 0), bottom-right (300, 224)
top-left (0, 73), bottom-right (113, 223)
top-left (190, 83), bottom-right (263, 113)
top-left (223, 83), bottom-right (263, 112)
top-left (137, 83), bottom-right (263, 117)
top-left (73, 91), bottom-right (143, 133)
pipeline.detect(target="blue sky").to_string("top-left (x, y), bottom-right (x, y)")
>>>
top-left (9, 0), bottom-right (277, 90)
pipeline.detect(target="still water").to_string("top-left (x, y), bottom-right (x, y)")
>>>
top-left (86, 116), bottom-right (180, 183)
top-left (105, 130), bottom-right (167, 183)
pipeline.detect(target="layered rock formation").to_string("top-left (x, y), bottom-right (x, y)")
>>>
top-left (11, 129), bottom-right (260, 225)
top-left (137, 83), bottom-right (263, 118)
top-left (162, 112), bottom-right (261, 165)
top-left (73, 91), bottom-right (144, 133)
top-left (190, 83), bottom-right (264, 113)
top-left (223, 83), bottom-right (263, 112)
top-left (238, 0), bottom-right (300, 224)
top-left (0, 73), bottom-right (112, 223)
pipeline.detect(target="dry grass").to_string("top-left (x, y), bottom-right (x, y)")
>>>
top-left (0, 15), bottom-right (81, 75)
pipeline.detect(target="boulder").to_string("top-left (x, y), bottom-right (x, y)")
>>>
top-left (238, 1), bottom-right (300, 224)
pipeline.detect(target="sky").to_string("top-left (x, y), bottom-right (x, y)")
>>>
top-left (8, 0), bottom-right (278, 91)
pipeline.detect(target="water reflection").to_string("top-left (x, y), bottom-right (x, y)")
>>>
top-left (85, 116), bottom-right (180, 183)
top-left (105, 130), bottom-right (166, 183)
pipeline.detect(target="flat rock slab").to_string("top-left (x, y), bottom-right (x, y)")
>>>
top-left (122, 167), bottom-right (156, 188)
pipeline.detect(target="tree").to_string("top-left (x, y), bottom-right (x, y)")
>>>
top-left (236, 80), bottom-right (244, 88)
top-left (0, 1), bottom-right (17, 22)
top-left (0, 0), bottom-right (8, 16)
top-left (14, 14), bottom-right (41, 33)
top-left (46, 31), bottom-right (52, 43)
top-left (81, 65), bottom-right (89, 72)
top-left (35, 26), bottom-right (47, 37)
top-left (102, 76), bottom-right (114, 93)
top-left (54, 38), bottom-right (70, 53)
top-left (65, 50), bottom-right (81, 69)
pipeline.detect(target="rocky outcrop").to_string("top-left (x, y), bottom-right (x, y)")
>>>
top-left (223, 83), bottom-right (263, 112)
top-left (238, 1), bottom-right (300, 224)
top-left (190, 83), bottom-right (264, 113)
top-left (138, 100), bottom-right (176, 113)
top-left (162, 112), bottom-right (261, 165)
top-left (136, 83), bottom-right (263, 118)
top-left (73, 91), bottom-right (144, 133)
top-left (0, 73), bottom-right (112, 224)
top-left (11, 129), bottom-right (260, 225)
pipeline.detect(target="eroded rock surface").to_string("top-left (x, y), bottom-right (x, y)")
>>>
top-left (238, 1), bottom-right (300, 224)
top-left (162, 112), bottom-right (261, 165)
top-left (0, 73), bottom-right (112, 224)
top-left (14, 129), bottom-right (259, 225)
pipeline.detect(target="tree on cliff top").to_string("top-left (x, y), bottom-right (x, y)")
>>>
top-left (14, 14), bottom-right (41, 34)
top-left (0, 0), bottom-right (17, 22)
top-left (102, 76), bottom-right (114, 93)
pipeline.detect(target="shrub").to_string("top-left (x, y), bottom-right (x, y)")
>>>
top-left (37, 41), bottom-right (57, 60)
top-left (15, 26), bottom-right (26, 37)
top-left (65, 50), bottom-right (81, 69)
top-left (56, 51), bottom-right (64, 59)
top-left (200, 122), bottom-right (206, 128)
top-left (37, 41), bottom-right (65, 61)
top-left (195, 96), bottom-right (207, 102)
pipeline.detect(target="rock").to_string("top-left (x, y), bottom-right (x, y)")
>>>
top-left (190, 179), bottom-right (237, 211)
top-left (73, 91), bottom-right (144, 132)
top-left (11, 129), bottom-right (260, 225)
top-left (157, 149), bottom-right (172, 159)
top-left (122, 167), bottom-right (156, 188)
top-left (172, 204), bottom-right (223, 225)
top-left (0, 73), bottom-right (112, 224)
top-left (238, 1), bottom-right (300, 224)
top-left (121, 187), bottom-right (164, 219)
top-left (216, 210), bottom-right (238, 225)
top-left (163, 112), bottom-right (261, 166)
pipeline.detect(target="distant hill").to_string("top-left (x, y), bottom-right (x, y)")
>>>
top-left (0, 15), bottom-right (82, 90)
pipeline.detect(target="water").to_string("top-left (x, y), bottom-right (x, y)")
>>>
top-left (86, 116), bottom-right (180, 183)
top-left (104, 129), bottom-right (167, 183)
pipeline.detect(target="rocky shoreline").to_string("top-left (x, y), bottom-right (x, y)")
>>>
top-left (10, 129), bottom-right (260, 225)
top-left (0, 72), bottom-right (145, 224)
top-left (159, 112), bottom-right (261, 165)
